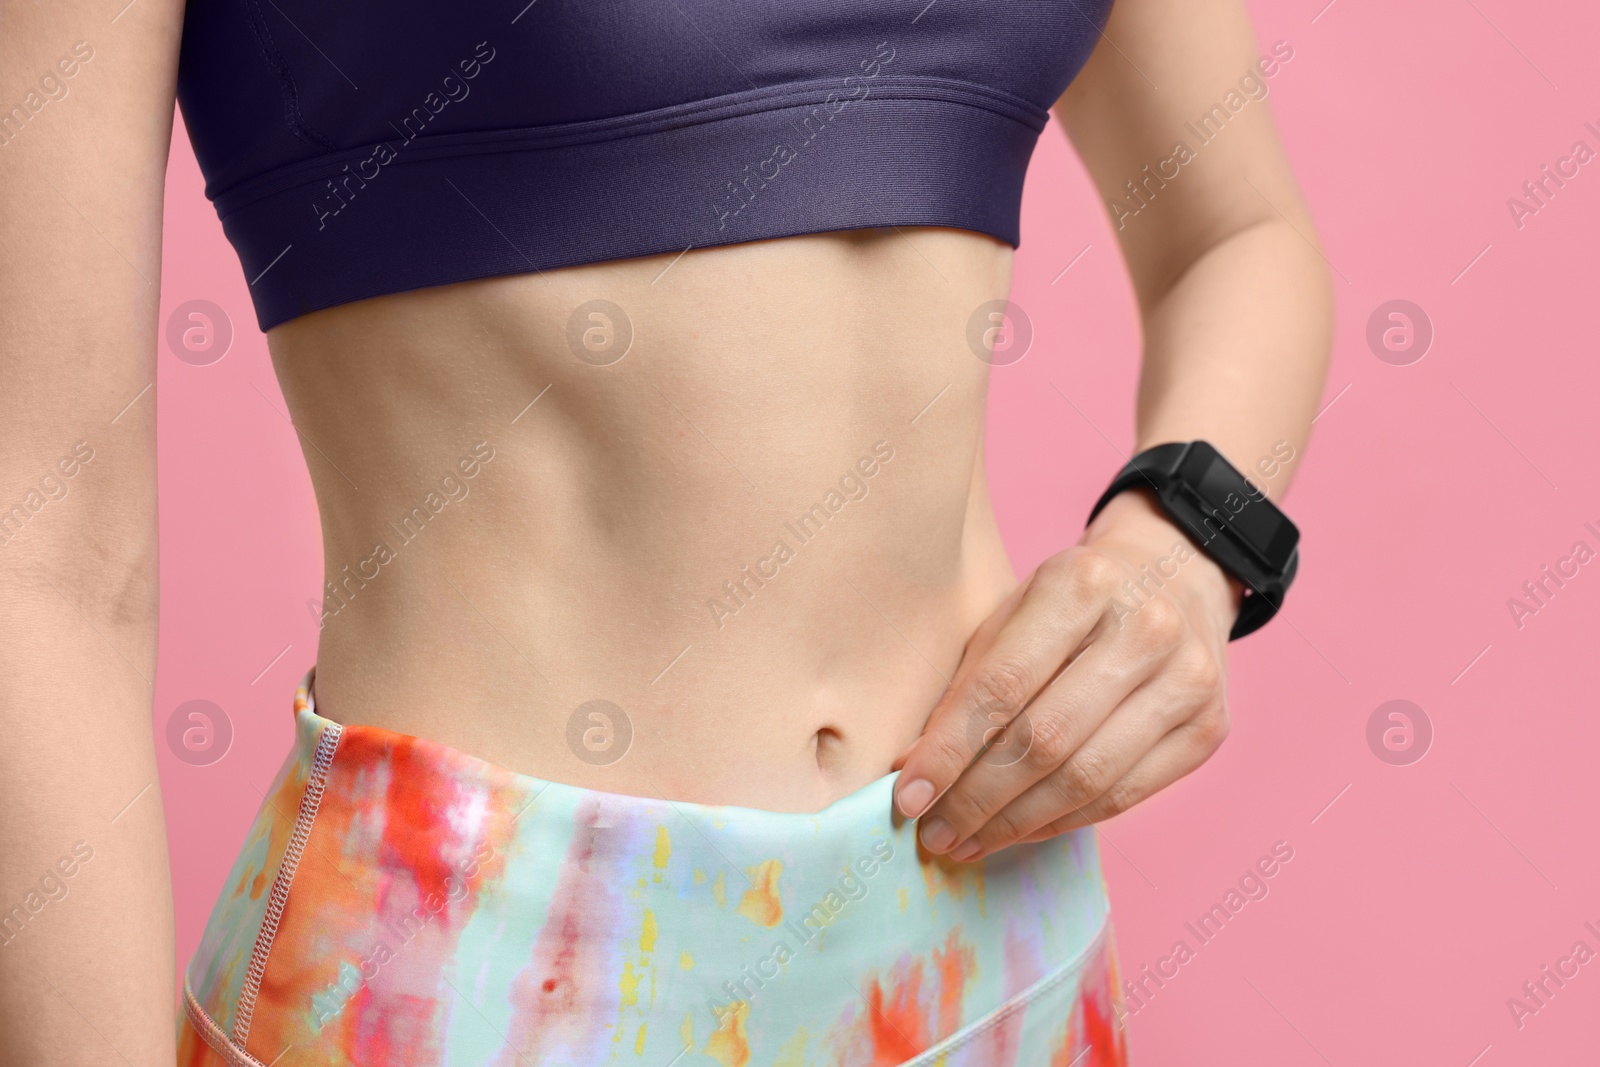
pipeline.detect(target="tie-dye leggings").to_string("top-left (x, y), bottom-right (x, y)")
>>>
top-left (178, 671), bottom-right (1129, 1066)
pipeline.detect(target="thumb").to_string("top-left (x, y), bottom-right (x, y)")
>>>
top-left (893, 690), bottom-right (984, 818)
top-left (891, 566), bottom-right (1078, 819)
top-left (890, 609), bottom-right (1011, 810)
top-left (892, 630), bottom-right (1014, 818)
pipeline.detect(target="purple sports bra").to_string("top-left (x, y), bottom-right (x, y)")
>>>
top-left (177, 0), bottom-right (1114, 329)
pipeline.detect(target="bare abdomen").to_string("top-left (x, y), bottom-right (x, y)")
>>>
top-left (265, 227), bottom-right (1021, 811)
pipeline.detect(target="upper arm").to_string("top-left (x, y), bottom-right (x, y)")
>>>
top-left (1053, 0), bottom-right (1315, 307)
top-left (0, 0), bottom-right (185, 606)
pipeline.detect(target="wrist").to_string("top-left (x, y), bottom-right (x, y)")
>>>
top-left (1082, 487), bottom-right (1246, 616)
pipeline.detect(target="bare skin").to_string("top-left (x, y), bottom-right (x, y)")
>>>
top-left (277, 226), bottom-right (1018, 813)
top-left (0, 0), bottom-right (1329, 1061)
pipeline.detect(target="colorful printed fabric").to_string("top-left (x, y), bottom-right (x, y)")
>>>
top-left (178, 671), bottom-right (1129, 1066)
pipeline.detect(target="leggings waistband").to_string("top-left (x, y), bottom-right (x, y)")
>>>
top-left (179, 670), bottom-right (1126, 1066)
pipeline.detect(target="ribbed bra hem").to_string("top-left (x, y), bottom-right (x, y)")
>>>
top-left (211, 76), bottom-right (1049, 211)
top-left (211, 76), bottom-right (1051, 330)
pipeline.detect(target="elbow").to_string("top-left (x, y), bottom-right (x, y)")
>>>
top-left (1, 487), bottom-right (159, 636)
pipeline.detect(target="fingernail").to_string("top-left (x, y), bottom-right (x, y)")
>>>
top-left (950, 839), bottom-right (981, 862)
top-left (897, 778), bottom-right (936, 818)
top-left (920, 817), bottom-right (956, 852)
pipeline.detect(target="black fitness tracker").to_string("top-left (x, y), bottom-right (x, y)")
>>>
top-left (1086, 441), bottom-right (1300, 640)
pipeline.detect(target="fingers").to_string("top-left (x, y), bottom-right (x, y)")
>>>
top-left (949, 667), bottom-right (1222, 861)
top-left (913, 624), bottom-right (1163, 856)
top-left (1019, 709), bottom-right (1231, 842)
top-left (893, 549), bottom-right (1121, 821)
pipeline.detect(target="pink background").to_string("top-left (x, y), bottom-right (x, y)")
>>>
top-left (156, 1), bottom-right (1600, 1062)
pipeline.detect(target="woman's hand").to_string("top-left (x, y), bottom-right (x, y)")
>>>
top-left (892, 486), bottom-right (1244, 862)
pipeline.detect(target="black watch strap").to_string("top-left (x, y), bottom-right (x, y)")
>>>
top-left (1087, 442), bottom-right (1299, 640)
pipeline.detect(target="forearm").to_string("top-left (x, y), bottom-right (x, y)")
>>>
top-left (0, 557), bottom-right (173, 1067)
top-left (1056, 0), bottom-right (1333, 495)
top-left (1131, 218), bottom-right (1332, 500)
top-left (0, 180), bottom-right (175, 1066)
top-left (1081, 220), bottom-right (1330, 620)
top-left (899, 0), bottom-right (1330, 861)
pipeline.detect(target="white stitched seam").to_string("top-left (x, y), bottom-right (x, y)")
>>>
top-left (896, 910), bottom-right (1112, 1067)
top-left (231, 720), bottom-right (342, 1050)
top-left (184, 980), bottom-right (269, 1067)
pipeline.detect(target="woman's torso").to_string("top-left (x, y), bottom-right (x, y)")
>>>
top-left (175, 0), bottom-right (1114, 810)
top-left (272, 228), bottom-right (1021, 812)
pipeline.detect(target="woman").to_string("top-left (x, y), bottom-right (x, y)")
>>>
top-left (0, 0), bottom-right (1329, 1062)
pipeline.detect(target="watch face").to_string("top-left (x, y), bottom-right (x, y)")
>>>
top-left (1174, 442), bottom-right (1299, 570)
